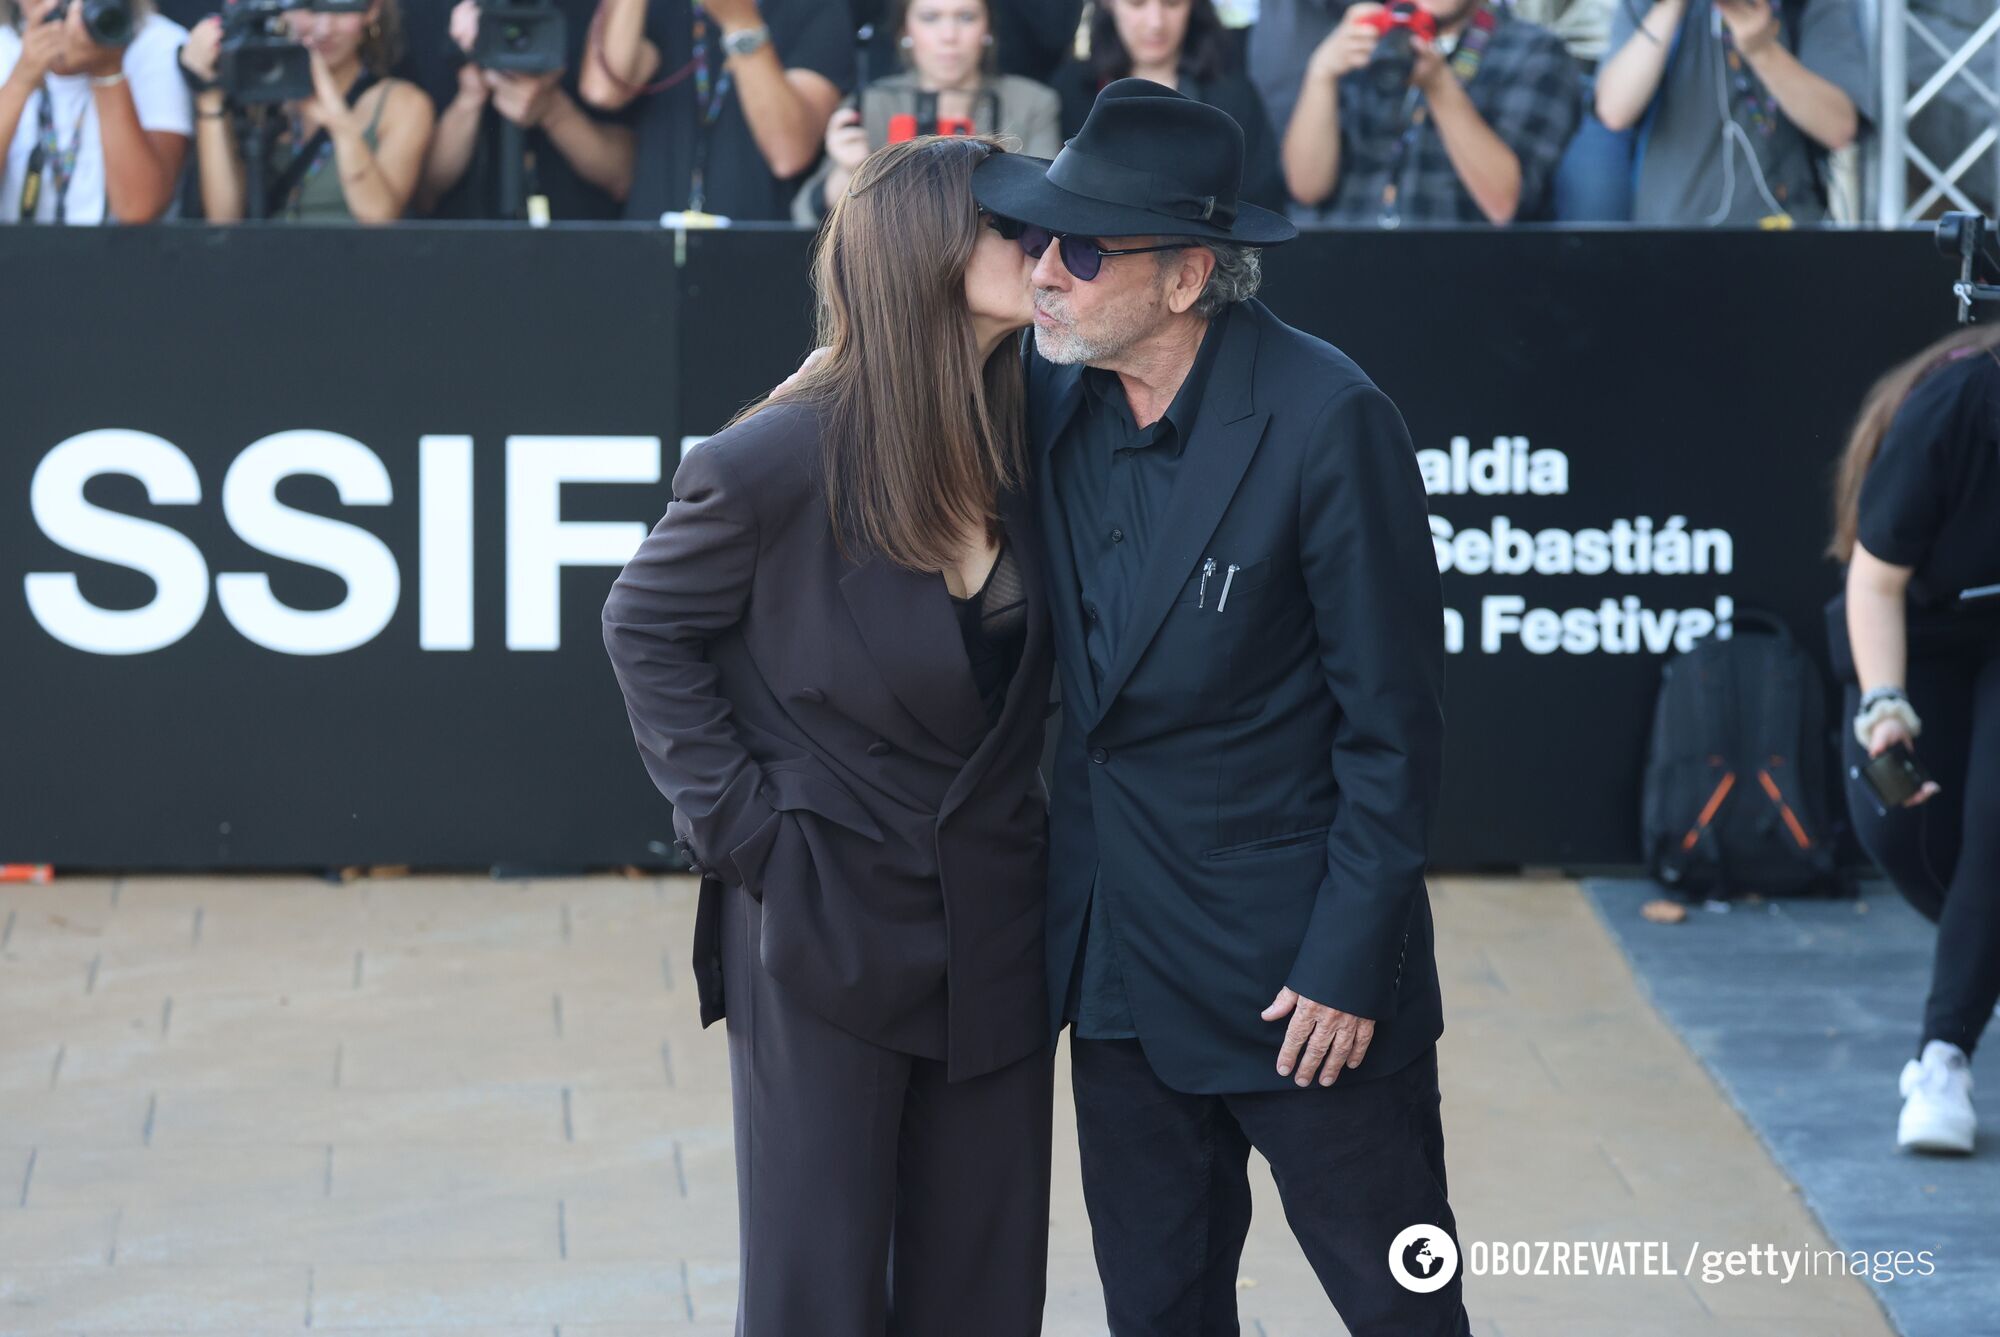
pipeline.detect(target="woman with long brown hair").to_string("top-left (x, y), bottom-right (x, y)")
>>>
top-left (178, 0), bottom-right (433, 223)
top-left (1828, 320), bottom-right (2000, 1155)
top-left (601, 133), bottom-right (1054, 1334)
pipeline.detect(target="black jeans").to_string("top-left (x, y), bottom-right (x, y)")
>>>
top-left (1071, 1036), bottom-right (1472, 1337)
top-left (1842, 641), bottom-right (2000, 1058)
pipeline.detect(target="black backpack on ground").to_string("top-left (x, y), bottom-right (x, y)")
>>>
top-left (1641, 610), bottom-right (1844, 899)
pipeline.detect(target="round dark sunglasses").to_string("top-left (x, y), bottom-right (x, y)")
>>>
top-left (981, 211), bottom-right (1190, 282)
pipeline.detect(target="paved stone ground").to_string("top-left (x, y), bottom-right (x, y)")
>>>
top-left (1585, 878), bottom-right (2000, 1337)
top-left (1, 873), bottom-right (1897, 1335)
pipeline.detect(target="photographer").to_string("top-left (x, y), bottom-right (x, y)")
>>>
top-left (578, 0), bottom-right (850, 223)
top-left (792, 0), bottom-right (1057, 225)
top-left (1829, 323), bottom-right (2000, 1155)
top-left (0, 0), bottom-right (190, 223)
top-left (1595, 0), bottom-right (1868, 225)
top-left (1281, 0), bottom-right (1579, 225)
top-left (179, 0), bottom-right (434, 222)
top-left (416, 0), bottom-right (634, 218)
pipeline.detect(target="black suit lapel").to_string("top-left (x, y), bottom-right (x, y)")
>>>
top-left (1086, 307), bottom-right (1268, 730)
top-left (839, 551), bottom-right (990, 759)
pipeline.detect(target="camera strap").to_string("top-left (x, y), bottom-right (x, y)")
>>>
top-left (265, 69), bottom-right (380, 218)
top-left (19, 81), bottom-right (94, 225)
top-left (1376, 2), bottom-right (1499, 228)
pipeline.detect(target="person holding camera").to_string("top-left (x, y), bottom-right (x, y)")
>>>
top-left (1829, 322), bottom-right (2000, 1156)
top-left (1048, 0), bottom-right (1284, 212)
top-left (1595, 0), bottom-right (1868, 225)
top-left (0, 0), bottom-right (190, 222)
top-left (1281, 0), bottom-right (1579, 225)
top-left (179, 0), bottom-right (434, 222)
top-left (579, 0), bottom-right (850, 222)
top-left (791, 0), bottom-right (1057, 225)
top-left (415, 0), bottom-right (634, 218)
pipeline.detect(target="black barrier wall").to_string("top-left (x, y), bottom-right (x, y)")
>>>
top-left (0, 227), bottom-right (1959, 869)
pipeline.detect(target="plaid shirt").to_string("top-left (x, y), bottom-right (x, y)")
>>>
top-left (1307, 9), bottom-right (1582, 226)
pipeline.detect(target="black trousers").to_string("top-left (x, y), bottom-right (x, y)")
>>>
top-left (1071, 1036), bottom-right (1472, 1337)
top-left (718, 882), bottom-right (1055, 1336)
top-left (1842, 641), bottom-right (2000, 1057)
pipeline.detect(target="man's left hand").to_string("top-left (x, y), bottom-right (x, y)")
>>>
top-left (63, 0), bottom-right (125, 78)
top-left (1410, 35), bottom-right (1452, 96)
top-left (488, 69), bottom-right (563, 127)
top-left (1715, 0), bottom-right (1781, 53)
top-left (1264, 987), bottom-right (1376, 1087)
top-left (696, 0), bottom-right (762, 33)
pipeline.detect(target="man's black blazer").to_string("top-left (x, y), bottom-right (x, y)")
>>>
top-left (601, 398), bottom-right (1057, 1082)
top-left (1032, 298), bottom-right (1447, 1093)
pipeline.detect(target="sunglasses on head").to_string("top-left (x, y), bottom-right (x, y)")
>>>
top-left (980, 211), bottom-right (1190, 282)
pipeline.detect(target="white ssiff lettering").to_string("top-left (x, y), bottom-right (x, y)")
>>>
top-left (23, 430), bottom-right (664, 656)
top-left (1421, 437), bottom-right (1738, 658)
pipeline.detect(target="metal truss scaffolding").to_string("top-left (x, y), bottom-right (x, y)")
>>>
top-left (1875, 0), bottom-right (2000, 224)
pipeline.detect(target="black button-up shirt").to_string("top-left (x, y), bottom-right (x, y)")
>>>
top-left (1052, 306), bottom-right (1226, 1038)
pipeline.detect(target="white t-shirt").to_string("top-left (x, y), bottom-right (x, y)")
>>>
top-left (0, 10), bottom-right (192, 224)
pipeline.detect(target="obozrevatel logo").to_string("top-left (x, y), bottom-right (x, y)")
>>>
top-left (1389, 1224), bottom-right (1460, 1293)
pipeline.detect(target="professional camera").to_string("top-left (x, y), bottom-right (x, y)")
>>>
top-left (472, 0), bottom-right (566, 76)
top-left (1935, 211), bottom-right (2000, 324)
top-left (216, 0), bottom-right (368, 105)
top-left (1360, 0), bottom-right (1438, 96)
top-left (54, 0), bottom-right (134, 48)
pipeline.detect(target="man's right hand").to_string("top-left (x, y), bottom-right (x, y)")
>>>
top-left (9, 0), bottom-right (67, 88)
top-left (1306, 3), bottom-right (1384, 85)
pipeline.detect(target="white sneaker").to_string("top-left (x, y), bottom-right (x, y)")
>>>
top-left (1898, 1040), bottom-right (1976, 1154)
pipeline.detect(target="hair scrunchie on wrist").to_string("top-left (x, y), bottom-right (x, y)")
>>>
top-left (1854, 691), bottom-right (1923, 747)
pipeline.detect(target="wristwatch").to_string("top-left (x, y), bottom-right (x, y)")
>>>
top-left (720, 24), bottom-right (770, 59)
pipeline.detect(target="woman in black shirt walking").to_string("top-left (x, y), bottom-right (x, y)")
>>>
top-left (1830, 323), bottom-right (2000, 1155)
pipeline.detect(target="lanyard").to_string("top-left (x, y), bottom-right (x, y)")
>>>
top-left (19, 82), bottom-right (93, 225)
top-left (1376, 1), bottom-right (1499, 229)
top-left (685, 11), bottom-right (735, 214)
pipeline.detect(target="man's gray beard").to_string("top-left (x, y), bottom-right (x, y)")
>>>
top-left (1040, 322), bottom-right (1104, 366)
top-left (1033, 319), bottom-right (1130, 367)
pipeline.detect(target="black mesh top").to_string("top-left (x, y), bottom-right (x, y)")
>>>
top-left (947, 536), bottom-right (1029, 733)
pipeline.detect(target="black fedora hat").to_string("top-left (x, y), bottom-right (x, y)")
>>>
top-left (972, 78), bottom-right (1297, 246)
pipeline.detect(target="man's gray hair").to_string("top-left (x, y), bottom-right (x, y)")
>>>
top-left (1166, 240), bottom-right (1264, 319)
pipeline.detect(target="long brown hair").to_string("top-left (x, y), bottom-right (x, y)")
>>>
top-left (1827, 322), bottom-right (2000, 561)
top-left (747, 134), bottom-right (1026, 571)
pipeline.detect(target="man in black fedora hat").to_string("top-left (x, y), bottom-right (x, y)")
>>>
top-left (972, 80), bottom-right (1472, 1334)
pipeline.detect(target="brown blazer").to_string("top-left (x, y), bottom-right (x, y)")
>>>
top-left (601, 398), bottom-right (1056, 1081)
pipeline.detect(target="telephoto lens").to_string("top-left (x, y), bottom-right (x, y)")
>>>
top-left (60, 0), bottom-right (135, 47)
